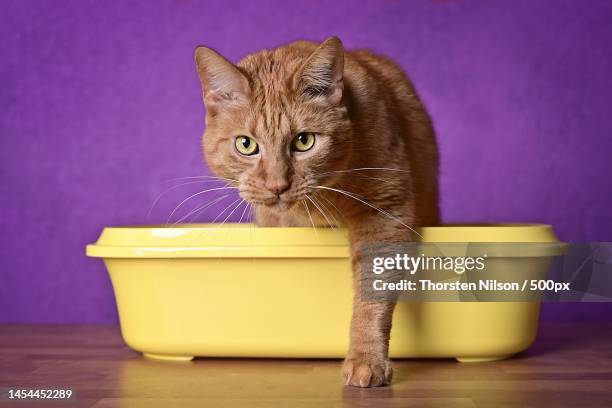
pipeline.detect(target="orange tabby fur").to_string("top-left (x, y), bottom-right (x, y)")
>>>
top-left (195, 37), bottom-right (439, 387)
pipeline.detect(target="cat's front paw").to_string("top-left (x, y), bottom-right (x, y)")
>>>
top-left (342, 356), bottom-right (393, 387)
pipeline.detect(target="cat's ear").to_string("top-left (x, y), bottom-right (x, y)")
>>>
top-left (194, 46), bottom-right (250, 111)
top-left (293, 36), bottom-right (344, 105)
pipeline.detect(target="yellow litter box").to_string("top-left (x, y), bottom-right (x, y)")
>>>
top-left (86, 223), bottom-right (559, 362)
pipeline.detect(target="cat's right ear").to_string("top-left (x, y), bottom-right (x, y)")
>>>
top-left (194, 46), bottom-right (250, 112)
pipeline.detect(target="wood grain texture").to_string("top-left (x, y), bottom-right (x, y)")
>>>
top-left (0, 323), bottom-right (611, 407)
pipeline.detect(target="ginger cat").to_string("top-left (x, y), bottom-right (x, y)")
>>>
top-left (195, 37), bottom-right (439, 387)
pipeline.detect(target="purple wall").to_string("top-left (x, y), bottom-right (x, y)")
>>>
top-left (1, 0), bottom-right (611, 323)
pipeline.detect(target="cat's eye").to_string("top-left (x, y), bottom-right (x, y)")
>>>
top-left (292, 132), bottom-right (316, 152)
top-left (235, 136), bottom-right (259, 156)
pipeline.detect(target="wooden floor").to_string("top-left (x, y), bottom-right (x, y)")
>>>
top-left (0, 323), bottom-right (611, 407)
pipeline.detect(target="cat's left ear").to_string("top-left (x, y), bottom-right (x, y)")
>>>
top-left (194, 46), bottom-right (250, 112)
top-left (293, 36), bottom-right (344, 105)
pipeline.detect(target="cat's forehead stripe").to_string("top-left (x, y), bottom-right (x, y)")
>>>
top-left (240, 54), bottom-right (295, 142)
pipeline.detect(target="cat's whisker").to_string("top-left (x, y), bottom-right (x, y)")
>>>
top-left (315, 167), bottom-right (411, 178)
top-left (209, 197), bottom-right (242, 225)
top-left (310, 168), bottom-right (404, 188)
top-left (313, 193), bottom-right (341, 227)
top-left (216, 200), bottom-right (247, 244)
top-left (316, 192), bottom-right (347, 226)
top-left (237, 200), bottom-right (250, 224)
top-left (301, 199), bottom-right (320, 241)
top-left (217, 199), bottom-right (246, 229)
top-left (309, 185), bottom-right (423, 239)
top-left (306, 195), bottom-right (335, 229)
top-left (337, 172), bottom-right (396, 185)
top-left (148, 179), bottom-right (234, 218)
top-left (171, 193), bottom-right (232, 226)
top-left (188, 197), bottom-right (242, 246)
top-left (167, 175), bottom-right (239, 183)
top-left (166, 186), bottom-right (238, 224)
top-left (313, 167), bottom-right (410, 183)
top-left (248, 203), bottom-right (255, 244)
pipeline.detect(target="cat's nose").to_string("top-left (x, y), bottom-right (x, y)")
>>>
top-left (265, 179), bottom-right (290, 196)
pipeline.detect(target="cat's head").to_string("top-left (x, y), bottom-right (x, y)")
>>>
top-left (194, 37), bottom-right (351, 211)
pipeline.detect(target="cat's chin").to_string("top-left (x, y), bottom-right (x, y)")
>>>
top-left (263, 200), bottom-right (296, 212)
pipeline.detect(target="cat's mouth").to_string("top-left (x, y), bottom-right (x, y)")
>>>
top-left (241, 193), bottom-right (297, 211)
top-left (262, 196), bottom-right (296, 211)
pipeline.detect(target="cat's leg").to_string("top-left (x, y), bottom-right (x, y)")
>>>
top-left (343, 218), bottom-right (410, 387)
top-left (343, 300), bottom-right (395, 387)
